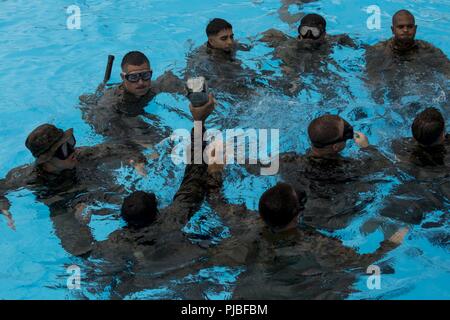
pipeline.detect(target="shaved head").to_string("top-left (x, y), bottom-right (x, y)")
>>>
top-left (392, 10), bottom-right (415, 26)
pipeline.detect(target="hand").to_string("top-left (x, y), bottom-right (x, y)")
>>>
top-left (0, 199), bottom-right (11, 212)
top-left (129, 160), bottom-right (148, 177)
top-left (74, 203), bottom-right (91, 224)
top-left (354, 131), bottom-right (369, 148)
top-left (2, 209), bottom-right (16, 231)
top-left (388, 227), bottom-right (409, 245)
top-left (189, 93), bottom-right (216, 122)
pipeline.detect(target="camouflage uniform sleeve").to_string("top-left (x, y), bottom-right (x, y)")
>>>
top-left (241, 151), bottom-right (297, 176)
top-left (360, 146), bottom-right (394, 173)
top-left (80, 142), bottom-right (146, 165)
top-left (352, 240), bottom-right (398, 270)
top-left (171, 162), bottom-right (209, 212)
top-left (422, 42), bottom-right (450, 76)
top-left (316, 234), bottom-right (398, 272)
top-left (260, 29), bottom-right (290, 48)
top-left (49, 206), bottom-right (95, 257)
top-left (79, 86), bottom-right (121, 138)
top-left (335, 34), bottom-right (359, 49)
top-left (0, 165), bottom-right (34, 210)
top-left (153, 70), bottom-right (185, 95)
top-left (165, 127), bottom-right (209, 224)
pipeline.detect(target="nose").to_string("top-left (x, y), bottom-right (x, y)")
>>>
top-left (69, 152), bottom-right (77, 161)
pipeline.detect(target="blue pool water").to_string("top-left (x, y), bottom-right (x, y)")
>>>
top-left (0, 0), bottom-right (449, 299)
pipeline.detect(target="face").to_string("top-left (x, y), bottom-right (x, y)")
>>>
top-left (208, 28), bottom-right (235, 53)
top-left (121, 63), bottom-right (152, 97)
top-left (44, 151), bottom-right (78, 173)
top-left (392, 14), bottom-right (417, 45)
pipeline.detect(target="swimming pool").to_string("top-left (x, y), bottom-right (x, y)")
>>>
top-left (0, 0), bottom-right (448, 299)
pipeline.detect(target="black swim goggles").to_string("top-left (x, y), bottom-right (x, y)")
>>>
top-left (54, 135), bottom-right (76, 160)
top-left (300, 26), bottom-right (322, 39)
top-left (313, 120), bottom-right (354, 149)
top-left (123, 70), bottom-right (153, 83)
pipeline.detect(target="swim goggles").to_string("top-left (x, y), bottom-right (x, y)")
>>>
top-left (54, 135), bottom-right (76, 160)
top-left (300, 26), bottom-right (322, 39)
top-left (123, 70), bottom-right (153, 83)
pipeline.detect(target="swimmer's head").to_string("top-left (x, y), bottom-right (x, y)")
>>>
top-left (391, 10), bottom-right (417, 48)
top-left (206, 18), bottom-right (234, 53)
top-left (121, 191), bottom-right (158, 229)
top-left (412, 108), bottom-right (446, 147)
top-left (308, 115), bottom-right (353, 155)
top-left (259, 183), bottom-right (307, 232)
top-left (121, 51), bottom-right (153, 98)
top-left (298, 14), bottom-right (326, 42)
top-left (26, 124), bottom-right (78, 174)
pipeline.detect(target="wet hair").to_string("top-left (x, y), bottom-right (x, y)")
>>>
top-left (412, 108), bottom-right (445, 146)
top-left (392, 10), bottom-right (415, 26)
top-left (206, 18), bottom-right (233, 37)
top-left (121, 191), bottom-right (158, 228)
top-left (299, 13), bottom-right (327, 33)
top-left (259, 183), bottom-right (306, 229)
top-left (121, 51), bottom-right (150, 70)
top-left (308, 115), bottom-right (342, 148)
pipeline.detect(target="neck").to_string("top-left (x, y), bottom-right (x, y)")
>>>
top-left (271, 216), bottom-right (299, 234)
top-left (417, 133), bottom-right (447, 148)
top-left (310, 147), bottom-right (339, 158)
top-left (392, 38), bottom-right (416, 52)
top-left (40, 163), bottom-right (70, 176)
top-left (206, 42), bottom-right (234, 59)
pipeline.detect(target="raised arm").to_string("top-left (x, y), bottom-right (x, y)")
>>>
top-left (160, 94), bottom-right (217, 227)
top-left (353, 227), bottom-right (408, 269)
top-left (0, 165), bottom-right (35, 230)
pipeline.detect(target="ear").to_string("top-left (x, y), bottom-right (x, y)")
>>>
top-left (391, 25), bottom-right (395, 34)
top-left (120, 73), bottom-right (126, 81)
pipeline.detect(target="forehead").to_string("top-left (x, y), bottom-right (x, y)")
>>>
top-left (214, 28), bottom-right (233, 38)
top-left (125, 63), bottom-right (151, 73)
top-left (394, 14), bottom-right (415, 26)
